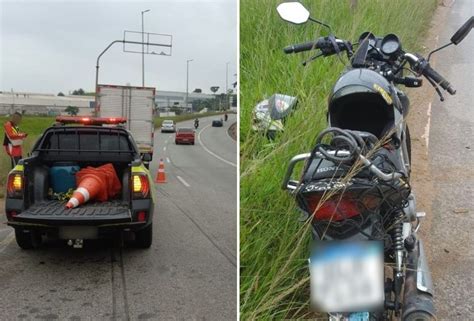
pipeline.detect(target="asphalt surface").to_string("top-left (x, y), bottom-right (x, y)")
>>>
top-left (0, 114), bottom-right (237, 320)
top-left (423, 0), bottom-right (473, 319)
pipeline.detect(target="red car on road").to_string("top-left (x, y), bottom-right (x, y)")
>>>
top-left (175, 128), bottom-right (195, 145)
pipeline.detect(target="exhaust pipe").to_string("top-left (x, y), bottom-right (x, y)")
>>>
top-left (402, 239), bottom-right (436, 321)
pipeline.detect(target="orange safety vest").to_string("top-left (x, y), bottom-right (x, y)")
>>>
top-left (3, 121), bottom-right (26, 157)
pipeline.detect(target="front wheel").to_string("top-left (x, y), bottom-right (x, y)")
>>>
top-left (135, 224), bottom-right (153, 248)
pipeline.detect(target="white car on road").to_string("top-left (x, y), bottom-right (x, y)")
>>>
top-left (161, 120), bottom-right (176, 133)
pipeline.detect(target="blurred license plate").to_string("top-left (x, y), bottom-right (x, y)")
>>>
top-left (310, 241), bottom-right (383, 312)
top-left (59, 226), bottom-right (98, 239)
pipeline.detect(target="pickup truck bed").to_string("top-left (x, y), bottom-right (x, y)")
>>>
top-left (16, 200), bottom-right (131, 225)
top-left (6, 124), bottom-right (154, 249)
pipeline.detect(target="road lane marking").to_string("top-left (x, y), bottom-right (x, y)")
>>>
top-left (163, 146), bottom-right (167, 151)
top-left (421, 102), bottom-right (432, 152)
top-left (177, 175), bottom-right (190, 187)
top-left (198, 124), bottom-right (237, 167)
top-left (166, 157), bottom-right (170, 163)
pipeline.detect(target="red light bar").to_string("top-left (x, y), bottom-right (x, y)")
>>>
top-left (56, 116), bottom-right (127, 125)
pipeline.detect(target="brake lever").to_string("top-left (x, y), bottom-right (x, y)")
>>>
top-left (425, 76), bottom-right (445, 101)
top-left (302, 51), bottom-right (324, 67)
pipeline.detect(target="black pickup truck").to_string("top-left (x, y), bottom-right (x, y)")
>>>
top-left (5, 117), bottom-right (155, 249)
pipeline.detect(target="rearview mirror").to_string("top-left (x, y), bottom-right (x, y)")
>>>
top-left (276, 2), bottom-right (310, 25)
top-left (450, 16), bottom-right (474, 45)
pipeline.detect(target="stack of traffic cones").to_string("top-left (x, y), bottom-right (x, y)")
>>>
top-left (66, 163), bottom-right (121, 209)
top-left (155, 159), bottom-right (167, 183)
top-left (66, 172), bottom-right (104, 209)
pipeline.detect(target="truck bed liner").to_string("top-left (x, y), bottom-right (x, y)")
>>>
top-left (17, 200), bottom-right (131, 224)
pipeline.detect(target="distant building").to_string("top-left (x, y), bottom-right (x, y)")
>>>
top-left (0, 89), bottom-right (232, 116)
top-left (155, 90), bottom-right (215, 112)
top-left (0, 91), bottom-right (93, 116)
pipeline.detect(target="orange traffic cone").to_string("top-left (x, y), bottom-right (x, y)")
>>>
top-left (155, 159), bottom-right (167, 183)
top-left (66, 173), bottom-right (104, 209)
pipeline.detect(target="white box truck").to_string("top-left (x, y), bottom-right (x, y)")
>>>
top-left (96, 84), bottom-right (155, 165)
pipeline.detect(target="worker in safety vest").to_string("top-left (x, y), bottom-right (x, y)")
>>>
top-left (3, 112), bottom-right (27, 168)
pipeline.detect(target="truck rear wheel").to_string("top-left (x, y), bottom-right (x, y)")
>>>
top-left (15, 229), bottom-right (40, 249)
top-left (135, 224), bottom-right (153, 248)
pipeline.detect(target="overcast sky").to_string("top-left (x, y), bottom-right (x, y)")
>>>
top-left (0, 0), bottom-right (237, 95)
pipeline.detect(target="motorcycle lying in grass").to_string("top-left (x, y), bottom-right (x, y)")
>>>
top-left (278, 2), bottom-right (473, 320)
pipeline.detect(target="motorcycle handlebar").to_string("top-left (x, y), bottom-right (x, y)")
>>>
top-left (422, 65), bottom-right (456, 95)
top-left (284, 41), bottom-right (317, 54)
top-left (285, 37), bottom-right (344, 53)
top-left (284, 37), bottom-right (351, 57)
top-left (404, 53), bottom-right (456, 95)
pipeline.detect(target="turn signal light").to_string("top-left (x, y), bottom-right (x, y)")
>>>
top-left (7, 172), bottom-right (24, 199)
top-left (132, 174), bottom-right (150, 199)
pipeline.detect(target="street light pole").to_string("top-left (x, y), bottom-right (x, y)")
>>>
top-left (225, 62), bottom-right (230, 110)
top-left (141, 9), bottom-right (150, 87)
top-left (186, 59), bottom-right (193, 111)
top-left (95, 39), bottom-right (172, 108)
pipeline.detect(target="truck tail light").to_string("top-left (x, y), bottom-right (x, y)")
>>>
top-left (7, 172), bottom-right (24, 199)
top-left (6, 211), bottom-right (18, 219)
top-left (137, 211), bottom-right (147, 222)
top-left (132, 173), bottom-right (150, 199)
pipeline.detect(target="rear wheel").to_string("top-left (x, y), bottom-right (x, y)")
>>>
top-left (15, 229), bottom-right (40, 249)
top-left (135, 224), bottom-right (153, 248)
top-left (403, 311), bottom-right (436, 321)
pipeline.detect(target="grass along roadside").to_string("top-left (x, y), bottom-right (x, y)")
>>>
top-left (228, 122), bottom-right (237, 141)
top-left (0, 116), bottom-right (55, 197)
top-left (240, 0), bottom-right (438, 319)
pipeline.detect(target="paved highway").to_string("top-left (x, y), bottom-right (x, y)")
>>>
top-left (423, 0), bottom-right (474, 319)
top-left (0, 114), bottom-right (237, 320)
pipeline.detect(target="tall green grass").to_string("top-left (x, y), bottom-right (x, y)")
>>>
top-left (240, 0), bottom-right (437, 319)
